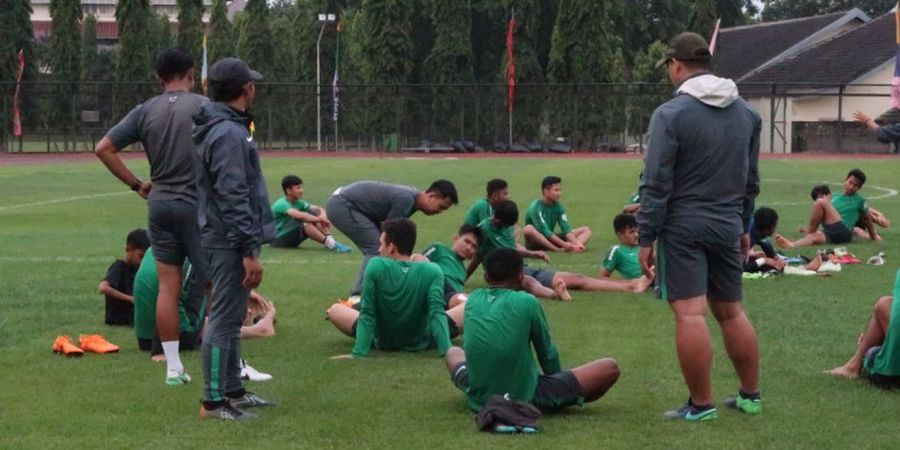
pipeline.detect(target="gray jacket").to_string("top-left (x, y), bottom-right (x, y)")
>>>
top-left (638, 73), bottom-right (761, 246)
top-left (192, 102), bottom-right (275, 256)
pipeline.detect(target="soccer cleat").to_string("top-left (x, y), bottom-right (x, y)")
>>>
top-left (663, 400), bottom-right (718, 421)
top-left (199, 403), bottom-right (258, 421)
top-left (229, 391), bottom-right (275, 408)
top-left (240, 359), bottom-right (273, 382)
top-left (52, 336), bottom-right (84, 357)
top-left (166, 369), bottom-right (192, 386)
top-left (723, 393), bottom-right (762, 414)
top-left (78, 334), bottom-right (120, 354)
top-left (332, 242), bottom-right (352, 253)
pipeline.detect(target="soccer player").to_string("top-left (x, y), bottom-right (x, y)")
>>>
top-left (600, 214), bottom-right (644, 280)
top-left (827, 269), bottom-right (900, 390)
top-left (523, 176), bottom-right (591, 252)
top-left (326, 219), bottom-right (463, 358)
top-left (412, 224), bottom-right (482, 309)
top-left (776, 170), bottom-right (887, 248)
top-left (326, 179), bottom-right (458, 298)
top-left (463, 178), bottom-right (509, 226)
top-left (99, 229), bottom-right (149, 326)
top-left (446, 248), bottom-right (620, 412)
top-left (270, 175), bottom-right (351, 252)
top-left (95, 48), bottom-right (207, 385)
top-left (195, 57), bottom-right (275, 421)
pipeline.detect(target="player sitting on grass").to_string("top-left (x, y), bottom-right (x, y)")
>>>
top-left (446, 248), bottom-right (621, 412)
top-left (270, 175), bottom-right (351, 252)
top-left (776, 170), bottom-right (887, 248)
top-left (744, 207), bottom-right (824, 273)
top-left (463, 178), bottom-right (509, 226)
top-left (327, 219), bottom-right (464, 359)
top-left (99, 228), bottom-right (149, 326)
top-left (523, 176), bottom-right (591, 253)
top-left (470, 201), bottom-right (651, 302)
top-left (411, 224), bottom-right (482, 309)
top-left (827, 269), bottom-right (900, 390)
top-left (600, 214), bottom-right (645, 280)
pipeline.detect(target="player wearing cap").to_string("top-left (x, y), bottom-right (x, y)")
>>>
top-left (639, 32), bottom-right (762, 421)
top-left (95, 48), bottom-right (207, 386)
top-left (193, 57), bottom-right (275, 421)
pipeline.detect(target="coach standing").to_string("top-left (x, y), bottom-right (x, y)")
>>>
top-left (637, 32), bottom-right (762, 421)
top-left (194, 58), bottom-right (275, 421)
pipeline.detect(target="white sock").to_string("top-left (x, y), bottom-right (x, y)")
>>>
top-left (324, 235), bottom-right (336, 249)
top-left (162, 341), bottom-right (183, 373)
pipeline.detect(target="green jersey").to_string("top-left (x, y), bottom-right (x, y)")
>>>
top-left (422, 243), bottom-right (467, 294)
top-left (870, 270), bottom-right (900, 376)
top-left (464, 198), bottom-right (493, 226)
top-left (271, 196), bottom-right (313, 237)
top-left (133, 249), bottom-right (206, 340)
top-left (831, 193), bottom-right (868, 229)
top-left (477, 218), bottom-right (516, 259)
top-left (525, 199), bottom-right (571, 238)
top-left (351, 257), bottom-right (451, 357)
top-left (462, 288), bottom-right (561, 411)
top-left (602, 244), bottom-right (643, 279)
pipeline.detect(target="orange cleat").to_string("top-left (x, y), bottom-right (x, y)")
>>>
top-left (79, 334), bottom-right (120, 354)
top-left (53, 336), bottom-right (84, 357)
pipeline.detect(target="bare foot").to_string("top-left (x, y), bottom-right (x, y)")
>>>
top-left (151, 354), bottom-right (165, 362)
top-left (805, 253), bottom-right (823, 271)
top-left (631, 272), bottom-right (655, 292)
top-left (797, 225), bottom-right (809, 234)
top-left (774, 234), bottom-right (795, 249)
top-left (553, 278), bottom-right (572, 301)
top-left (825, 364), bottom-right (860, 379)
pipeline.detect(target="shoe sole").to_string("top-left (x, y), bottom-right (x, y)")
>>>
top-left (166, 376), bottom-right (191, 386)
top-left (53, 349), bottom-right (84, 357)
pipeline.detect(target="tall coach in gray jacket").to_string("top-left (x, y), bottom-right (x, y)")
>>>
top-left (638, 33), bottom-right (762, 421)
top-left (193, 58), bottom-right (276, 421)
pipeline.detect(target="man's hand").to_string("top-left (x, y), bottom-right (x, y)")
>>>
top-left (740, 233), bottom-right (751, 261)
top-left (764, 257), bottom-right (785, 271)
top-left (242, 256), bottom-right (263, 288)
top-left (329, 354), bottom-right (355, 360)
top-left (137, 180), bottom-right (153, 199)
top-left (639, 245), bottom-right (654, 278)
top-left (567, 241), bottom-right (585, 253)
top-left (531, 250), bottom-right (550, 263)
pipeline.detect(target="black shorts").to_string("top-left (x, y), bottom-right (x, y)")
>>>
top-left (137, 331), bottom-right (200, 355)
top-left (350, 313), bottom-right (460, 340)
top-left (442, 281), bottom-right (459, 305)
top-left (270, 226), bottom-right (308, 248)
top-left (823, 221), bottom-right (853, 244)
top-left (864, 346), bottom-right (900, 390)
top-left (523, 267), bottom-right (556, 289)
top-left (657, 233), bottom-right (742, 302)
top-left (451, 363), bottom-right (584, 411)
top-left (147, 199), bottom-right (207, 283)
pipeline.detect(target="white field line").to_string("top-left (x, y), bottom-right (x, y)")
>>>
top-left (762, 179), bottom-right (897, 206)
top-left (0, 191), bottom-right (131, 212)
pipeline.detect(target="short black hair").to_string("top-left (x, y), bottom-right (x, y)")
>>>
top-left (486, 179), bottom-right (508, 196)
top-left (753, 207), bottom-right (779, 235)
top-left (155, 48), bottom-right (193, 83)
top-left (457, 223), bottom-right (482, 243)
top-left (810, 184), bottom-right (831, 201)
top-left (541, 176), bottom-right (562, 191)
top-left (426, 179), bottom-right (458, 204)
top-left (281, 175), bottom-right (302, 193)
top-left (613, 214), bottom-right (637, 233)
top-left (382, 218), bottom-right (417, 256)
top-left (492, 200), bottom-right (518, 227)
top-left (847, 169), bottom-right (866, 187)
top-left (484, 248), bottom-right (523, 284)
top-left (126, 228), bottom-right (150, 250)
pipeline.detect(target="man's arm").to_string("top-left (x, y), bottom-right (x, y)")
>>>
top-left (742, 117), bottom-right (762, 234)
top-left (515, 243), bottom-right (550, 263)
top-left (98, 280), bottom-right (134, 303)
top-left (206, 134), bottom-right (260, 255)
top-left (637, 110), bottom-right (677, 248)
top-left (426, 267), bottom-right (451, 356)
top-left (350, 263), bottom-right (379, 357)
top-left (466, 253), bottom-right (481, 279)
top-left (94, 105), bottom-right (152, 198)
top-left (529, 300), bottom-right (561, 375)
top-left (286, 208), bottom-right (325, 223)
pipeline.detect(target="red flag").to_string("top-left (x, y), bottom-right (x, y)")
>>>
top-left (708, 18), bottom-right (721, 56)
top-left (13, 49), bottom-right (24, 137)
top-left (506, 10), bottom-right (516, 113)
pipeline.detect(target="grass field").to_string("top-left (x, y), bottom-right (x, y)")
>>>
top-left (0, 155), bottom-right (898, 449)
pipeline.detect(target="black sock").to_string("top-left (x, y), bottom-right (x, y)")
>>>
top-left (739, 390), bottom-right (760, 400)
top-left (226, 388), bottom-right (246, 399)
top-left (688, 398), bottom-right (714, 410)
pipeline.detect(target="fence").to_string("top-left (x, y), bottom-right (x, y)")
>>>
top-left (1, 81), bottom-right (897, 154)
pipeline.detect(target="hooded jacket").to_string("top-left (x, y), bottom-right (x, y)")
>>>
top-left (638, 73), bottom-right (761, 246)
top-left (192, 102), bottom-right (275, 256)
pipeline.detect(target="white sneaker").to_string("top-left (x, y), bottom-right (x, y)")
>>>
top-left (240, 359), bottom-right (272, 382)
top-left (165, 368), bottom-right (191, 386)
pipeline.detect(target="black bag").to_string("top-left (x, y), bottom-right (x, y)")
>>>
top-left (475, 394), bottom-right (542, 433)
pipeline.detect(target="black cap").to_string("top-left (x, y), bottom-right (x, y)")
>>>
top-left (208, 57), bottom-right (263, 91)
top-left (656, 32), bottom-right (712, 68)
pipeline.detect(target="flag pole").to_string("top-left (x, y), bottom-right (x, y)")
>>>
top-left (506, 9), bottom-right (516, 146)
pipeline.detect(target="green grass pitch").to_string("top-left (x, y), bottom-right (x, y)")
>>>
top-left (0, 155), bottom-right (898, 448)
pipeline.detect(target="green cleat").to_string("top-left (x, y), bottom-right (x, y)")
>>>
top-left (723, 393), bottom-right (762, 414)
top-left (663, 400), bottom-right (718, 421)
top-left (165, 369), bottom-right (192, 386)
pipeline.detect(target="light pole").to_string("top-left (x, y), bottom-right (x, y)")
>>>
top-left (316, 13), bottom-right (336, 152)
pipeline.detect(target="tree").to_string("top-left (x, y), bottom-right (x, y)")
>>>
top-left (761, 0), bottom-right (894, 22)
top-left (81, 14), bottom-right (98, 80)
top-left (236, 0), bottom-right (274, 77)
top-left (615, 0), bottom-right (692, 67)
top-left (0, 0), bottom-right (38, 146)
top-left (176, 0), bottom-right (204, 67)
top-left (150, 13), bottom-right (174, 56)
top-left (470, 0), bottom-right (507, 83)
top-left (207, 0), bottom-right (234, 64)
top-left (423, 0), bottom-right (474, 140)
top-left (691, 0), bottom-right (756, 33)
top-left (546, 0), bottom-right (624, 147)
top-left (627, 41), bottom-right (670, 141)
top-left (48, 0), bottom-right (83, 136)
top-left (115, 0), bottom-right (155, 119)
